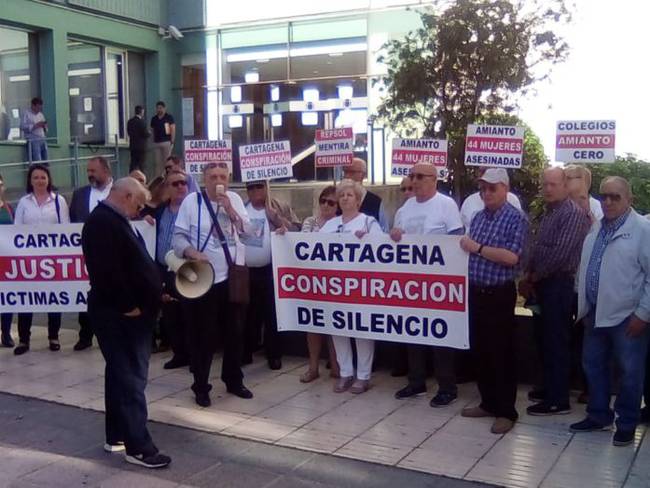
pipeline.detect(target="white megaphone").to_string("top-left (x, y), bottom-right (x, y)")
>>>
top-left (164, 250), bottom-right (214, 299)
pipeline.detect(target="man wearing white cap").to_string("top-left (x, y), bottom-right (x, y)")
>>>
top-left (390, 162), bottom-right (464, 407)
top-left (459, 168), bottom-right (528, 434)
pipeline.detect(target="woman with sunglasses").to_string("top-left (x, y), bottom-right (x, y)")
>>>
top-left (13, 164), bottom-right (70, 355)
top-left (298, 185), bottom-right (341, 383)
top-left (0, 174), bottom-right (15, 347)
top-left (320, 179), bottom-right (382, 394)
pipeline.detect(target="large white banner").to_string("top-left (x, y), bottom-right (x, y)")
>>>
top-left (0, 222), bottom-right (155, 313)
top-left (272, 233), bottom-right (469, 349)
top-left (555, 120), bottom-right (616, 163)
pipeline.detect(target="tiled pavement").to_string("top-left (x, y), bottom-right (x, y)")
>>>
top-left (1, 325), bottom-right (649, 488)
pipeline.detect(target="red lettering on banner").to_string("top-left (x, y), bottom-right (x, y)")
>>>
top-left (277, 267), bottom-right (466, 312)
top-left (0, 255), bottom-right (87, 281)
top-left (466, 137), bottom-right (523, 154)
top-left (556, 134), bottom-right (615, 149)
top-left (393, 150), bottom-right (447, 165)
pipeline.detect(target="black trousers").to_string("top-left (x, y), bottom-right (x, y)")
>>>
top-left (183, 281), bottom-right (244, 395)
top-left (470, 282), bottom-right (518, 421)
top-left (245, 264), bottom-right (282, 360)
top-left (1, 313), bottom-right (12, 335)
top-left (17, 313), bottom-right (61, 343)
top-left (78, 312), bottom-right (93, 343)
top-left (91, 306), bottom-right (157, 456)
top-left (160, 270), bottom-right (189, 361)
top-left (407, 345), bottom-right (457, 394)
top-left (129, 148), bottom-right (146, 172)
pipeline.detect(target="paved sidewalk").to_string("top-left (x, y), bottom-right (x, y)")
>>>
top-left (1, 323), bottom-right (650, 487)
top-left (0, 393), bottom-right (484, 488)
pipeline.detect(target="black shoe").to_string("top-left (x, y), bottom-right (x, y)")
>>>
top-left (570, 418), bottom-right (612, 432)
top-left (14, 344), bottom-right (29, 355)
top-left (527, 402), bottom-right (571, 416)
top-left (390, 367), bottom-right (408, 377)
top-left (195, 392), bottom-right (211, 408)
top-left (613, 429), bottom-right (635, 446)
top-left (73, 340), bottom-right (92, 351)
top-left (528, 388), bottom-right (545, 402)
top-left (125, 452), bottom-right (171, 469)
top-left (268, 358), bottom-right (282, 370)
top-left (395, 384), bottom-right (426, 399)
top-left (1, 333), bottom-right (14, 348)
top-left (164, 357), bottom-right (189, 370)
top-left (49, 341), bottom-right (60, 352)
top-left (227, 384), bottom-right (253, 399)
top-left (430, 391), bottom-right (458, 408)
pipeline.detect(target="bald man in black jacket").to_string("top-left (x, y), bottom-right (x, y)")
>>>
top-left (82, 177), bottom-right (170, 469)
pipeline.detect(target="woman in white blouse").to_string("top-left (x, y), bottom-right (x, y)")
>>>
top-left (13, 164), bottom-right (70, 355)
top-left (320, 179), bottom-right (382, 394)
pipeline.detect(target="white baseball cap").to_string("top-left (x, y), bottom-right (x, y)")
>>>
top-left (479, 168), bottom-right (509, 185)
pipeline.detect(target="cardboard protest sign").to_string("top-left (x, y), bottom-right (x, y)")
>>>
top-left (464, 124), bottom-right (524, 168)
top-left (391, 138), bottom-right (448, 178)
top-left (272, 233), bottom-right (469, 349)
top-left (315, 128), bottom-right (354, 167)
top-left (184, 139), bottom-right (232, 175)
top-left (555, 120), bottom-right (616, 163)
top-left (0, 222), bottom-right (155, 313)
top-left (239, 140), bottom-right (293, 182)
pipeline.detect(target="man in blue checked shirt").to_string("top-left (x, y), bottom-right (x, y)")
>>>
top-left (570, 177), bottom-right (650, 447)
top-left (459, 168), bottom-right (528, 435)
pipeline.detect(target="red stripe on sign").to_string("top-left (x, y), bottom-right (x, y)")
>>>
top-left (0, 255), bottom-right (87, 282)
top-left (392, 149), bottom-right (447, 165)
top-left (556, 134), bottom-right (615, 149)
top-left (466, 137), bottom-right (522, 154)
top-left (277, 267), bottom-right (466, 312)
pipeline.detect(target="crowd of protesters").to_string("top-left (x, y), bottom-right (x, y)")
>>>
top-left (2, 147), bottom-right (650, 468)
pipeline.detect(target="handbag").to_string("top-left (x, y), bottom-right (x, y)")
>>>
top-left (201, 190), bottom-right (250, 305)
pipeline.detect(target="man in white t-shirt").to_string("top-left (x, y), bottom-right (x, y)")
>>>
top-left (172, 162), bottom-right (252, 408)
top-left (242, 180), bottom-right (300, 370)
top-left (390, 163), bottom-right (464, 407)
top-left (460, 188), bottom-right (522, 230)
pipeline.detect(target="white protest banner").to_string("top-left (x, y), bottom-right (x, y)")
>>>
top-left (315, 128), bottom-right (354, 167)
top-left (184, 139), bottom-right (232, 175)
top-left (555, 120), bottom-right (616, 163)
top-left (272, 233), bottom-right (469, 349)
top-left (391, 138), bottom-right (448, 178)
top-left (239, 140), bottom-right (293, 182)
top-left (0, 222), bottom-right (155, 313)
top-left (464, 124), bottom-right (525, 168)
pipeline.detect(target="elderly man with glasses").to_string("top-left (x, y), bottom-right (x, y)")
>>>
top-left (570, 177), bottom-right (650, 446)
top-left (342, 157), bottom-right (388, 230)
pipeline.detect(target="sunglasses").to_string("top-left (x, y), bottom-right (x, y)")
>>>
top-left (599, 192), bottom-right (622, 202)
top-left (247, 183), bottom-right (265, 190)
top-left (170, 180), bottom-right (187, 188)
top-left (400, 186), bottom-right (413, 193)
top-left (319, 198), bottom-right (337, 207)
top-left (409, 173), bottom-right (435, 181)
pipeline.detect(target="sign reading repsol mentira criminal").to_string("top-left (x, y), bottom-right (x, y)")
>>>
top-left (0, 223), bottom-right (155, 313)
top-left (272, 233), bottom-right (469, 349)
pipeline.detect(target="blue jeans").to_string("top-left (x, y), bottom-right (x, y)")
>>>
top-left (28, 138), bottom-right (48, 162)
top-left (92, 306), bottom-right (157, 456)
top-left (583, 312), bottom-right (650, 431)
top-left (536, 274), bottom-right (575, 406)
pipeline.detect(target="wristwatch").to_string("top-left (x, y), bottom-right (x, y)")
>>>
top-left (477, 244), bottom-right (484, 255)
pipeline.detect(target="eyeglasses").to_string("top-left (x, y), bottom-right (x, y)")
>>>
top-left (409, 173), bottom-right (435, 181)
top-left (479, 185), bottom-right (499, 194)
top-left (170, 180), bottom-right (188, 188)
top-left (247, 183), bottom-right (265, 190)
top-left (319, 198), bottom-right (337, 207)
top-left (400, 186), bottom-right (413, 193)
top-left (599, 192), bottom-right (622, 202)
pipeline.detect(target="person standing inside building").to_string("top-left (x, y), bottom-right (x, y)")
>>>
top-left (342, 158), bottom-right (388, 230)
top-left (127, 106), bottom-right (150, 172)
top-left (571, 177), bottom-right (650, 447)
top-left (82, 177), bottom-right (170, 468)
top-left (460, 168), bottom-right (528, 434)
top-left (521, 167), bottom-right (592, 416)
top-left (21, 97), bottom-right (48, 162)
top-left (241, 180), bottom-right (300, 370)
top-left (13, 164), bottom-right (70, 355)
top-left (390, 163), bottom-right (464, 407)
top-left (150, 101), bottom-right (175, 177)
top-left (0, 173), bottom-right (15, 347)
top-left (69, 156), bottom-right (114, 351)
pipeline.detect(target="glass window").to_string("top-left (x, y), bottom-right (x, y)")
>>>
top-left (105, 50), bottom-right (125, 142)
top-left (68, 40), bottom-right (104, 144)
top-left (127, 51), bottom-right (146, 118)
top-left (0, 26), bottom-right (39, 141)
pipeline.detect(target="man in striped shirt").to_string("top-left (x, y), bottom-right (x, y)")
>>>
top-left (522, 167), bottom-right (592, 416)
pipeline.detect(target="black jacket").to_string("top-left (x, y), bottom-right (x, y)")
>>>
top-left (127, 116), bottom-right (150, 151)
top-left (359, 190), bottom-right (382, 222)
top-left (82, 202), bottom-right (161, 316)
top-left (69, 185), bottom-right (92, 223)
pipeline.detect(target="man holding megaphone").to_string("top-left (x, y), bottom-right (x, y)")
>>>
top-left (172, 162), bottom-right (253, 408)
